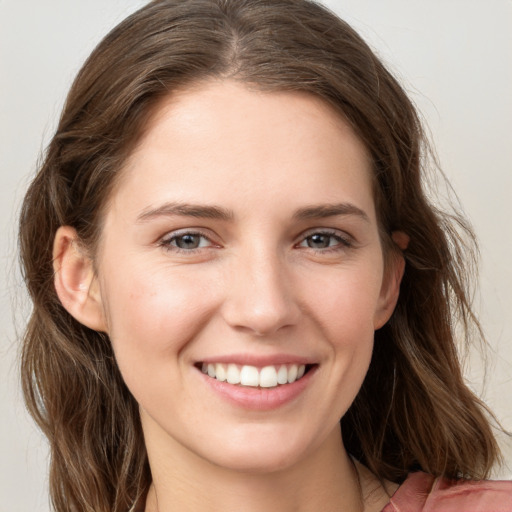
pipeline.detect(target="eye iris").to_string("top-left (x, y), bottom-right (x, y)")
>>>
top-left (175, 234), bottom-right (201, 249)
top-left (308, 234), bottom-right (331, 249)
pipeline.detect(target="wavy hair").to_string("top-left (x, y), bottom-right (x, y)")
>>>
top-left (19, 1), bottom-right (500, 510)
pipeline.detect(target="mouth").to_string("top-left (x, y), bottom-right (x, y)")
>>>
top-left (196, 362), bottom-right (315, 388)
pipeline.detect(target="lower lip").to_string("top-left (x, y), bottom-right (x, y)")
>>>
top-left (197, 366), bottom-right (317, 411)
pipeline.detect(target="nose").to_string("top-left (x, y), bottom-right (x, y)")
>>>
top-left (221, 248), bottom-right (301, 336)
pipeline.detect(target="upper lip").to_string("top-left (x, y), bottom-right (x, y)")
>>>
top-left (197, 353), bottom-right (317, 367)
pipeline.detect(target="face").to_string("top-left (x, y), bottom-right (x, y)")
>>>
top-left (88, 81), bottom-right (400, 473)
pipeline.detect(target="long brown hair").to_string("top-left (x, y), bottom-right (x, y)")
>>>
top-left (19, 1), bottom-right (500, 510)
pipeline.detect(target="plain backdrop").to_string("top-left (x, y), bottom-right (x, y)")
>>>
top-left (1, 1), bottom-right (511, 510)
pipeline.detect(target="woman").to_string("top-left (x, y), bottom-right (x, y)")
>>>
top-left (18, 0), bottom-right (511, 511)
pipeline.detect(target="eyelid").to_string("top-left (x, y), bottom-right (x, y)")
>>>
top-left (295, 227), bottom-right (355, 250)
top-left (159, 228), bottom-right (220, 251)
top-left (299, 226), bottom-right (353, 240)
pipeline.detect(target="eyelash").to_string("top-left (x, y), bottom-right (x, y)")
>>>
top-left (159, 230), bottom-right (215, 253)
top-left (159, 228), bottom-right (353, 255)
top-left (296, 229), bottom-right (353, 253)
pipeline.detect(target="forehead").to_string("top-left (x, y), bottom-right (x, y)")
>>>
top-left (107, 80), bottom-right (375, 223)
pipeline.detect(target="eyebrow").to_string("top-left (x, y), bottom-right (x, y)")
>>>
top-left (293, 203), bottom-right (370, 223)
top-left (136, 202), bottom-right (234, 223)
top-left (136, 201), bottom-right (369, 223)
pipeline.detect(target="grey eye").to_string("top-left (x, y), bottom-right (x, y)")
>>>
top-left (298, 231), bottom-right (352, 251)
top-left (172, 234), bottom-right (204, 249)
top-left (305, 234), bottom-right (334, 249)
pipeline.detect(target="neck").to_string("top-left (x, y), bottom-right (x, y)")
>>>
top-left (143, 424), bottom-right (364, 512)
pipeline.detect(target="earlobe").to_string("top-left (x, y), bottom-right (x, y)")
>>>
top-left (374, 235), bottom-right (408, 329)
top-left (53, 226), bottom-right (107, 332)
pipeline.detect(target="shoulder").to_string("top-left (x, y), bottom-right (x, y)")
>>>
top-left (382, 471), bottom-right (512, 512)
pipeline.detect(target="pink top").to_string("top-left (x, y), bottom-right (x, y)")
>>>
top-left (382, 471), bottom-right (512, 512)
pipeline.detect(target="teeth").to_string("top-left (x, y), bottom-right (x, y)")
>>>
top-left (277, 365), bottom-right (288, 384)
top-left (240, 365), bottom-right (259, 386)
top-left (287, 364), bottom-right (298, 383)
top-left (215, 363), bottom-right (226, 382)
top-left (200, 363), bottom-right (308, 388)
top-left (259, 366), bottom-right (278, 388)
top-left (226, 363), bottom-right (241, 384)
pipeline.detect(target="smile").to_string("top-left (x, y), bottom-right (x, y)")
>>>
top-left (199, 363), bottom-right (309, 388)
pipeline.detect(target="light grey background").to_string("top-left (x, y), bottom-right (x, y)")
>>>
top-left (1, 1), bottom-right (511, 510)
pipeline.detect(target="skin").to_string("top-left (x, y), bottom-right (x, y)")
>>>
top-left (53, 80), bottom-right (404, 511)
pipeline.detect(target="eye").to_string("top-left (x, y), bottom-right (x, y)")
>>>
top-left (297, 230), bottom-right (352, 251)
top-left (160, 231), bottom-right (214, 251)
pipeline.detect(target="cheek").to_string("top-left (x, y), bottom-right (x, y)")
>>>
top-left (305, 263), bottom-right (384, 340)
top-left (99, 261), bottom-right (219, 387)
top-left (303, 262), bottom-right (383, 398)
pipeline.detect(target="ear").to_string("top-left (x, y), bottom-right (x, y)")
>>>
top-left (53, 226), bottom-right (107, 332)
top-left (373, 231), bottom-right (409, 330)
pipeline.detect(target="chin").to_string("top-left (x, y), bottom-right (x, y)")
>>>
top-left (196, 427), bottom-right (320, 475)
top-left (207, 446), bottom-right (302, 474)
